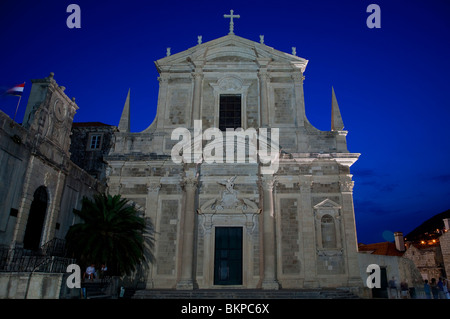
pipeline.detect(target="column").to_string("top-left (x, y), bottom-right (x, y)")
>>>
top-left (292, 70), bottom-right (305, 127)
top-left (339, 174), bottom-right (362, 287)
top-left (258, 69), bottom-right (270, 127)
top-left (191, 68), bottom-right (203, 126)
top-left (260, 175), bottom-right (279, 290)
top-left (154, 73), bottom-right (169, 154)
top-left (156, 73), bottom-right (169, 129)
top-left (176, 172), bottom-right (198, 290)
top-left (145, 180), bottom-right (161, 289)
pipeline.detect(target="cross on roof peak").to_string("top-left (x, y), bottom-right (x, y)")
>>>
top-left (223, 9), bottom-right (240, 35)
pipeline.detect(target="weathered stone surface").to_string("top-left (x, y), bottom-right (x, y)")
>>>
top-left (105, 34), bottom-right (362, 291)
top-left (0, 74), bottom-right (105, 251)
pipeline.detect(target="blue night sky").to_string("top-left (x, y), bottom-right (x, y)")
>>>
top-left (1, 0), bottom-right (449, 244)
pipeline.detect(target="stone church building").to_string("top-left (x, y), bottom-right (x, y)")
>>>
top-left (106, 19), bottom-right (362, 291)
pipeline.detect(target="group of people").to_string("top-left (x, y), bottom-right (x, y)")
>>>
top-left (82, 263), bottom-right (108, 281)
top-left (388, 277), bottom-right (412, 299)
top-left (424, 277), bottom-right (450, 299)
top-left (388, 276), bottom-right (450, 299)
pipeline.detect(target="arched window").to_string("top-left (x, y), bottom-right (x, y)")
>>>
top-left (321, 214), bottom-right (336, 249)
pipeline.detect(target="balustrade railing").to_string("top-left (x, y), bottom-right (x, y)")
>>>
top-left (0, 238), bottom-right (75, 273)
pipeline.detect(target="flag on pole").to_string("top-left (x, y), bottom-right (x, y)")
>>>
top-left (6, 83), bottom-right (25, 96)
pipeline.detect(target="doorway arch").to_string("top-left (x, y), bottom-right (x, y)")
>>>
top-left (23, 186), bottom-right (48, 250)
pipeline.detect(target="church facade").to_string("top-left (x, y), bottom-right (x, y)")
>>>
top-left (105, 28), bottom-right (362, 290)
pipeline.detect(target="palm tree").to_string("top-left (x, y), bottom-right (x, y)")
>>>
top-left (65, 193), bottom-right (154, 276)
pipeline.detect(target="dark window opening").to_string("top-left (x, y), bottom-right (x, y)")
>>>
top-left (89, 134), bottom-right (102, 150)
top-left (219, 95), bottom-right (241, 131)
top-left (214, 227), bottom-right (243, 285)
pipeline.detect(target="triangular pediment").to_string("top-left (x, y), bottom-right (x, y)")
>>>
top-left (313, 198), bottom-right (341, 210)
top-left (155, 34), bottom-right (308, 72)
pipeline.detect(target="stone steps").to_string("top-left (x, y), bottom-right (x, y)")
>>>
top-left (133, 288), bottom-right (359, 299)
top-left (81, 281), bottom-right (113, 299)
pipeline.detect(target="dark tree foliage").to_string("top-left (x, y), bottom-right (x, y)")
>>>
top-left (66, 193), bottom-right (154, 276)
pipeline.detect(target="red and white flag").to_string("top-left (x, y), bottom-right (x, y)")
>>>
top-left (6, 83), bottom-right (25, 96)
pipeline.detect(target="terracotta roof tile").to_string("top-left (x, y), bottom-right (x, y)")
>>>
top-left (358, 242), bottom-right (404, 256)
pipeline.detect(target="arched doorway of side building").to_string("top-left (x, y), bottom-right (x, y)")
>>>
top-left (23, 186), bottom-right (48, 251)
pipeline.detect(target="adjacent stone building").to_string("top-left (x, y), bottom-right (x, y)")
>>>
top-left (357, 215), bottom-right (450, 298)
top-left (0, 73), bottom-right (105, 251)
top-left (105, 28), bottom-right (363, 291)
top-left (358, 234), bottom-right (424, 298)
top-left (403, 215), bottom-right (450, 282)
top-left (70, 121), bottom-right (117, 184)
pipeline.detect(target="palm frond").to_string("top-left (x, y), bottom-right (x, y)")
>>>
top-left (65, 193), bottom-right (155, 276)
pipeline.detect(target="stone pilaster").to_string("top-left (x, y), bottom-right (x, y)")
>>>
top-left (191, 68), bottom-right (203, 126)
top-left (299, 175), bottom-right (317, 288)
top-left (176, 171), bottom-right (199, 290)
top-left (156, 73), bottom-right (169, 129)
top-left (258, 69), bottom-right (270, 127)
top-left (41, 170), bottom-right (64, 244)
top-left (339, 174), bottom-right (362, 287)
top-left (145, 180), bottom-right (161, 289)
top-left (291, 70), bottom-right (305, 127)
top-left (260, 175), bottom-right (279, 290)
top-left (146, 181), bottom-right (161, 215)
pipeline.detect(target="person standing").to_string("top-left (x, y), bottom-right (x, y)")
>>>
top-left (438, 277), bottom-right (445, 299)
top-left (431, 278), bottom-right (439, 299)
top-left (443, 278), bottom-right (450, 299)
top-left (400, 280), bottom-right (409, 299)
top-left (424, 279), bottom-right (432, 299)
top-left (388, 276), bottom-right (398, 299)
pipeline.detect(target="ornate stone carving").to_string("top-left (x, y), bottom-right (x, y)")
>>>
top-left (339, 179), bottom-right (354, 192)
top-left (147, 182), bottom-right (161, 193)
top-left (291, 72), bottom-right (305, 82)
top-left (217, 176), bottom-right (236, 195)
top-left (218, 76), bottom-right (243, 92)
top-left (192, 70), bottom-right (203, 80)
top-left (209, 176), bottom-right (252, 211)
top-left (259, 175), bottom-right (277, 192)
top-left (181, 177), bottom-right (198, 190)
top-left (257, 70), bottom-right (271, 82)
top-left (197, 176), bottom-right (260, 235)
top-left (181, 166), bottom-right (199, 191)
top-left (157, 74), bottom-right (169, 83)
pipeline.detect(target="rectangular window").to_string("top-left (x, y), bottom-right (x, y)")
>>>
top-left (219, 94), bottom-right (241, 131)
top-left (89, 134), bottom-right (102, 150)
